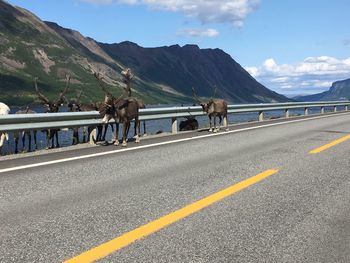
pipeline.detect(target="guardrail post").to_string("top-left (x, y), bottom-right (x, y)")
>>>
top-left (304, 107), bottom-right (309, 116)
top-left (333, 106), bottom-right (337, 112)
top-left (171, 117), bottom-right (178, 133)
top-left (285, 109), bottom-right (289, 118)
top-left (258, 111), bottom-right (264, 121)
top-left (321, 107), bottom-right (324, 114)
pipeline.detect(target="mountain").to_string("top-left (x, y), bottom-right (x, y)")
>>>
top-left (0, 0), bottom-right (190, 105)
top-left (0, 0), bottom-right (290, 105)
top-left (296, 78), bottom-right (350, 101)
top-left (100, 41), bottom-right (290, 103)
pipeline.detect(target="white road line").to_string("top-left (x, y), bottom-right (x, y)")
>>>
top-left (1, 112), bottom-right (350, 174)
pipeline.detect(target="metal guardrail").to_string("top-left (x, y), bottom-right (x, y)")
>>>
top-left (0, 101), bottom-right (350, 134)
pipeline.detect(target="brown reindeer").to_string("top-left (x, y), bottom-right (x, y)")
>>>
top-left (121, 68), bottom-right (147, 137)
top-left (179, 117), bottom-right (199, 131)
top-left (34, 75), bottom-right (70, 148)
top-left (192, 87), bottom-right (228, 132)
top-left (65, 91), bottom-right (114, 144)
top-left (94, 72), bottom-right (140, 147)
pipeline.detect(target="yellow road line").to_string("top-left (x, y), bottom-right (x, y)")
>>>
top-left (64, 169), bottom-right (279, 263)
top-left (309, 134), bottom-right (350, 154)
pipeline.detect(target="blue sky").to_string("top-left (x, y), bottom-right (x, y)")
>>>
top-left (6, 0), bottom-right (350, 96)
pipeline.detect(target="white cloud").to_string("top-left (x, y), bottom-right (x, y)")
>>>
top-left (245, 66), bottom-right (258, 77)
top-left (245, 56), bottom-right (350, 95)
top-left (176, 28), bottom-right (219, 38)
top-left (81, 0), bottom-right (260, 26)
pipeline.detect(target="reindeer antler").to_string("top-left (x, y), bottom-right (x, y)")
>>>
top-left (121, 68), bottom-right (134, 81)
top-left (210, 85), bottom-right (218, 101)
top-left (57, 75), bottom-right (70, 104)
top-left (192, 87), bottom-right (202, 104)
top-left (76, 90), bottom-right (83, 104)
top-left (94, 72), bottom-right (115, 99)
top-left (34, 77), bottom-right (50, 104)
top-left (121, 68), bottom-right (133, 97)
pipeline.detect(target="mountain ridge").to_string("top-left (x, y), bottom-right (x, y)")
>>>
top-left (296, 78), bottom-right (350, 101)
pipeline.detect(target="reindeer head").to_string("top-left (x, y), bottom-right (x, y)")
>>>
top-left (192, 87), bottom-right (217, 114)
top-left (34, 76), bottom-right (70, 113)
top-left (121, 68), bottom-right (133, 82)
top-left (99, 94), bottom-right (116, 123)
top-left (93, 72), bottom-right (116, 123)
top-left (66, 90), bottom-right (83, 112)
top-left (199, 102), bottom-right (209, 113)
top-left (93, 71), bottom-right (127, 123)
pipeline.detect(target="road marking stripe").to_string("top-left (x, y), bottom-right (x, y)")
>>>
top-left (1, 112), bottom-right (349, 174)
top-left (63, 169), bottom-right (279, 263)
top-left (309, 134), bottom-right (350, 154)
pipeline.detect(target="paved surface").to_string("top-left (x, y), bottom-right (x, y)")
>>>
top-left (0, 112), bottom-right (350, 262)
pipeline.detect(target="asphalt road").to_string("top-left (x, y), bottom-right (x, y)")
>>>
top-left (1, 112), bottom-right (350, 262)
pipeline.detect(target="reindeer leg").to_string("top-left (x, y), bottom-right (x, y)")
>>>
top-left (20, 132), bottom-right (25, 152)
top-left (76, 128), bottom-right (80, 144)
top-left (224, 115), bottom-right (229, 131)
top-left (126, 123), bottom-right (131, 142)
top-left (208, 116), bottom-right (213, 132)
top-left (95, 126), bottom-right (100, 142)
top-left (135, 117), bottom-right (140, 143)
top-left (55, 130), bottom-right (60, 148)
top-left (122, 122), bottom-right (129, 147)
top-left (51, 132), bottom-right (55, 149)
top-left (213, 116), bottom-right (218, 133)
top-left (110, 124), bottom-right (115, 142)
top-left (46, 130), bottom-right (50, 149)
top-left (87, 126), bottom-right (93, 143)
top-left (28, 132), bottom-right (32, 152)
top-left (134, 121), bottom-right (137, 138)
top-left (114, 122), bottom-right (119, 146)
top-left (72, 129), bottom-right (78, 145)
top-left (102, 124), bottom-right (108, 142)
top-left (98, 125), bottom-right (103, 142)
top-left (34, 130), bottom-right (38, 150)
top-left (15, 136), bottom-right (19, 154)
top-left (143, 121), bottom-right (147, 136)
top-left (72, 130), bottom-right (75, 145)
top-left (218, 116), bottom-right (222, 132)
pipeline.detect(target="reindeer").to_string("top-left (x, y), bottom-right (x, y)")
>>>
top-left (34, 76), bottom-right (70, 148)
top-left (179, 117), bottom-right (199, 131)
top-left (14, 106), bottom-right (38, 153)
top-left (94, 72), bottom-right (140, 147)
top-left (192, 87), bottom-right (228, 132)
top-left (0, 102), bottom-right (10, 154)
top-left (121, 68), bottom-right (147, 137)
top-left (65, 91), bottom-right (114, 144)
